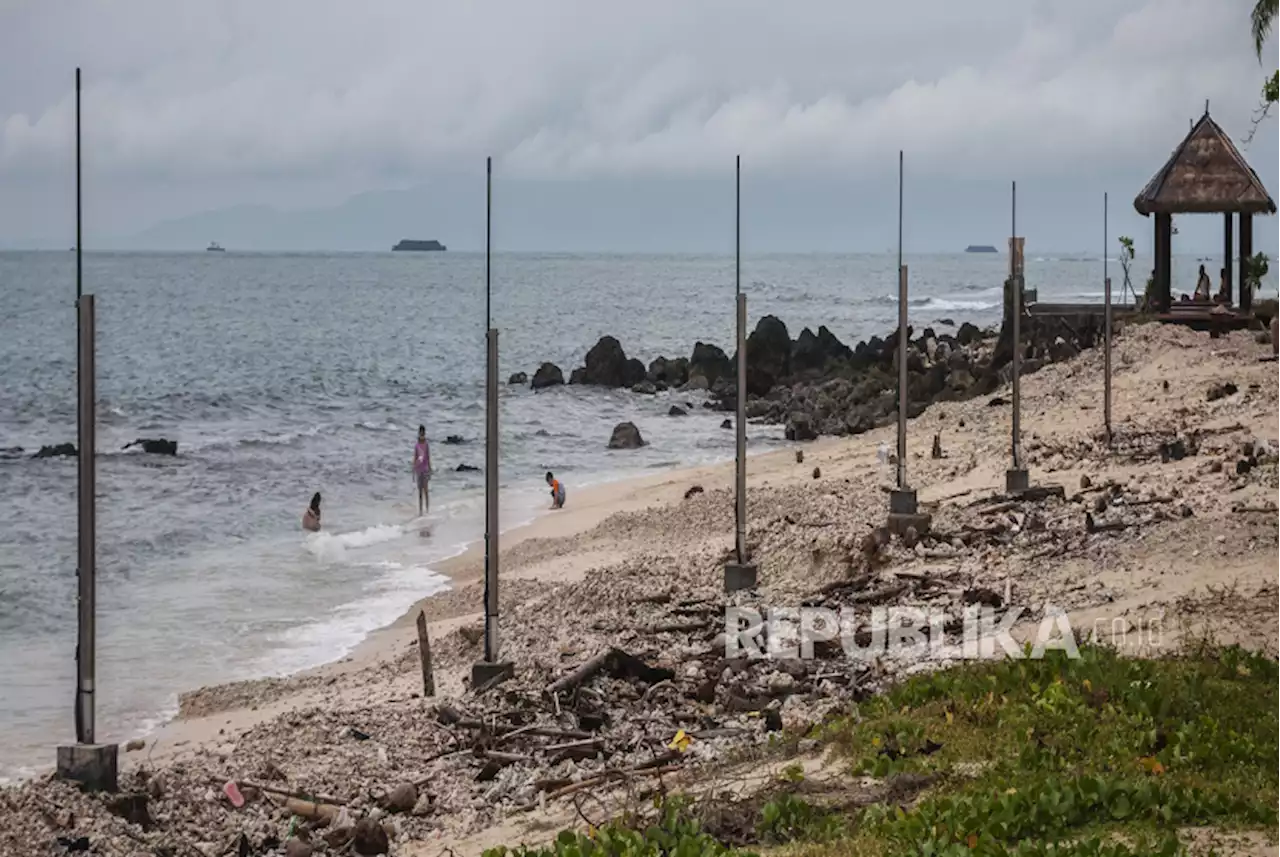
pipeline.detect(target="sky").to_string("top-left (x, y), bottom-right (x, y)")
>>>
top-left (0, 0), bottom-right (1276, 253)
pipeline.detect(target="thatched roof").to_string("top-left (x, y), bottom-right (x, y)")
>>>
top-left (1133, 112), bottom-right (1277, 216)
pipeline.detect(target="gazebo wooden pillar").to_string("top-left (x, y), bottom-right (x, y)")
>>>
top-left (1223, 213), bottom-right (1233, 304)
top-left (1134, 109), bottom-right (1274, 316)
top-left (1240, 214), bottom-right (1253, 312)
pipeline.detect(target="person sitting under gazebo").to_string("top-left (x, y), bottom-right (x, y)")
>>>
top-left (1193, 264), bottom-right (1212, 301)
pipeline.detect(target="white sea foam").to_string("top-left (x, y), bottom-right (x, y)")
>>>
top-left (305, 523), bottom-right (406, 560)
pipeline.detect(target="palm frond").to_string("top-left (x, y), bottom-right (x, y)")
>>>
top-left (1252, 0), bottom-right (1278, 59)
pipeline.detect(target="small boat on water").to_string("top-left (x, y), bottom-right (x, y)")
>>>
top-left (207, 242), bottom-right (225, 252)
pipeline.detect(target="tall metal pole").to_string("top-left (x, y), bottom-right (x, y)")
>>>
top-left (76, 296), bottom-right (96, 745)
top-left (1010, 180), bottom-right (1021, 471)
top-left (76, 68), bottom-right (82, 302)
top-left (73, 65), bottom-right (95, 746)
top-left (734, 155), bottom-right (747, 565)
top-left (1104, 192), bottom-right (1113, 445)
top-left (896, 151), bottom-right (907, 490)
top-left (59, 67), bottom-right (116, 792)
top-left (483, 156), bottom-right (499, 663)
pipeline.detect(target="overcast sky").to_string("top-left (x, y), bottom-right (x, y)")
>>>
top-left (0, 0), bottom-right (1276, 251)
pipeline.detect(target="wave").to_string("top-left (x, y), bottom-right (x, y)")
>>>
top-left (252, 560), bottom-right (453, 680)
top-left (867, 294), bottom-right (1001, 311)
top-left (305, 523), bottom-right (406, 560)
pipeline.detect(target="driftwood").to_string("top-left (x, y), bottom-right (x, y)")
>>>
top-left (516, 753), bottom-right (683, 811)
top-left (475, 749), bottom-right (533, 766)
top-left (980, 501), bottom-right (1019, 516)
top-left (546, 739), bottom-right (606, 762)
top-left (241, 781), bottom-right (347, 806)
top-left (1084, 513), bottom-right (1129, 534)
top-left (846, 583), bottom-right (909, 605)
top-left (282, 797), bottom-right (341, 823)
top-left (416, 611), bottom-right (435, 697)
top-left (548, 648), bottom-right (674, 696)
top-left (451, 720), bottom-right (594, 741)
top-left (648, 621), bottom-right (713, 634)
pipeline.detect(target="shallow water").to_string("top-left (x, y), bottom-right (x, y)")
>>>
top-left (0, 249), bottom-right (1269, 779)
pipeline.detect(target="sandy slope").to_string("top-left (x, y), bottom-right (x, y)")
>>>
top-left (3, 323), bottom-right (1276, 856)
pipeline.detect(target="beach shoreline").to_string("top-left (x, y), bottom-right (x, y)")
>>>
top-left (2, 321), bottom-right (1275, 857)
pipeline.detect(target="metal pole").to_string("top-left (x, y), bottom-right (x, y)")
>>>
top-left (896, 152), bottom-right (906, 493)
top-left (1104, 193), bottom-right (1112, 445)
top-left (483, 156), bottom-right (498, 663)
top-left (76, 68), bottom-right (82, 301)
top-left (484, 328), bottom-right (499, 662)
top-left (734, 156), bottom-right (747, 565)
top-left (75, 295), bottom-right (96, 745)
top-left (1010, 180), bottom-right (1021, 470)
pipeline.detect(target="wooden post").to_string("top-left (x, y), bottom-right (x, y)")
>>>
top-left (1155, 213), bottom-right (1172, 312)
top-left (416, 610), bottom-right (434, 697)
top-left (1223, 213), bottom-right (1233, 305)
top-left (1239, 213), bottom-right (1254, 313)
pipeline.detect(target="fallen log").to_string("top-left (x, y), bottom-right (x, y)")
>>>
top-left (846, 583), bottom-right (910, 605)
top-left (548, 648), bottom-right (674, 696)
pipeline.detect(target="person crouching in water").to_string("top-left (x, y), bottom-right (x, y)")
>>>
top-left (546, 472), bottom-right (565, 509)
top-left (303, 492), bottom-right (322, 532)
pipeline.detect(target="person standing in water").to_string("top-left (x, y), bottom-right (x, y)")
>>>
top-left (413, 425), bottom-right (432, 515)
top-left (302, 492), bottom-right (322, 532)
top-left (546, 471), bottom-right (565, 509)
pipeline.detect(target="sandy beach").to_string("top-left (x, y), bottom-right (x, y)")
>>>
top-left (2, 321), bottom-right (1276, 856)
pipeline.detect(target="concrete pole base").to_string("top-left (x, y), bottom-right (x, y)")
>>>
top-left (56, 743), bottom-right (118, 792)
top-left (887, 512), bottom-right (933, 537)
top-left (470, 660), bottom-right (514, 690)
top-left (1005, 468), bottom-right (1030, 493)
top-left (723, 562), bottom-right (758, 593)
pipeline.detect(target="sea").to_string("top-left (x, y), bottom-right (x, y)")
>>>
top-left (0, 250), bottom-right (1273, 780)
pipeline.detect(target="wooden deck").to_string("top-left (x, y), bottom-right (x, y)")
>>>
top-left (1027, 300), bottom-right (1253, 332)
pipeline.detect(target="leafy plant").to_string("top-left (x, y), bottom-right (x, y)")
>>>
top-left (1242, 252), bottom-right (1270, 301)
top-left (756, 794), bottom-right (845, 844)
top-left (1117, 236), bottom-right (1137, 306)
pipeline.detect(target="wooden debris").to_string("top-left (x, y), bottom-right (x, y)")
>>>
top-left (547, 648), bottom-right (674, 696)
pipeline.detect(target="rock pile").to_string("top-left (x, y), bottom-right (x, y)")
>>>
top-left (513, 307), bottom-right (1097, 441)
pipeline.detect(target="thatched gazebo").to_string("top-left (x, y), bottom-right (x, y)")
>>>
top-left (1133, 108), bottom-right (1276, 314)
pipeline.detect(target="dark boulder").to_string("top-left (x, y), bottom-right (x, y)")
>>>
top-left (957, 322), bottom-right (984, 346)
top-left (569, 367), bottom-right (587, 384)
top-left (743, 315), bottom-right (791, 394)
top-left (576, 336), bottom-right (636, 387)
top-left (34, 443), bottom-right (77, 458)
top-left (443, 435), bottom-right (465, 445)
top-left (791, 328), bottom-right (825, 374)
top-left (530, 362), bottom-right (564, 389)
top-left (668, 405), bottom-right (688, 417)
top-left (936, 318), bottom-right (955, 327)
top-left (455, 463), bottom-right (480, 472)
top-left (507, 372), bottom-right (528, 385)
top-left (687, 342), bottom-right (731, 390)
top-left (0, 447), bottom-right (23, 459)
top-left (632, 380), bottom-right (658, 395)
top-left (648, 356), bottom-right (689, 387)
top-left (123, 438), bottom-right (178, 455)
top-left (624, 358), bottom-right (647, 387)
top-left (607, 421), bottom-right (646, 449)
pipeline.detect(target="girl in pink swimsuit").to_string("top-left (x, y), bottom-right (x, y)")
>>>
top-left (413, 425), bottom-right (432, 515)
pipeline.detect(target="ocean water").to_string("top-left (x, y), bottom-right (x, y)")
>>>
top-left (0, 250), bottom-right (1272, 780)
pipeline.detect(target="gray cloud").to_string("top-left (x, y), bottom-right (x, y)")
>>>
top-left (0, 0), bottom-right (1275, 245)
